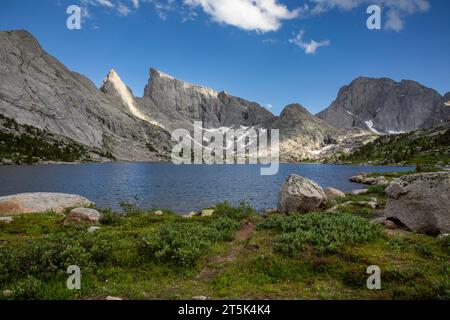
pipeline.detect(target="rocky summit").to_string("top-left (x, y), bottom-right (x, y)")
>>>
top-left (317, 77), bottom-right (449, 134)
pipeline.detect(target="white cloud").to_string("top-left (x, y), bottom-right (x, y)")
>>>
top-left (305, 0), bottom-right (430, 31)
top-left (96, 0), bottom-right (115, 8)
top-left (81, 0), bottom-right (134, 16)
top-left (289, 30), bottom-right (330, 54)
top-left (131, 0), bottom-right (140, 8)
top-left (183, 0), bottom-right (301, 33)
top-left (78, 0), bottom-right (429, 33)
top-left (117, 2), bottom-right (132, 15)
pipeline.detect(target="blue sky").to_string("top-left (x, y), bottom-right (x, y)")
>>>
top-left (0, 0), bottom-right (449, 115)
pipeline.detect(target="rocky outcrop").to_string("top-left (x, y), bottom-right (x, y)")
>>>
top-left (350, 173), bottom-right (389, 185)
top-left (384, 172), bottom-right (450, 236)
top-left (317, 77), bottom-right (445, 133)
top-left (277, 174), bottom-right (327, 214)
top-left (0, 193), bottom-right (94, 216)
top-left (65, 208), bottom-right (101, 224)
top-left (324, 188), bottom-right (346, 200)
top-left (272, 104), bottom-right (338, 162)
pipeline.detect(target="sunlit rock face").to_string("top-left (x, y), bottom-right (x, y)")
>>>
top-left (142, 68), bottom-right (276, 131)
top-left (100, 69), bottom-right (164, 129)
top-left (317, 77), bottom-right (445, 133)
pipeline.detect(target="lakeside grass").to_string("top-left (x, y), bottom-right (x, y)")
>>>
top-left (0, 194), bottom-right (449, 300)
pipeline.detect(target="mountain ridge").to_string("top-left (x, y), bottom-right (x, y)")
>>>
top-left (0, 29), bottom-right (447, 164)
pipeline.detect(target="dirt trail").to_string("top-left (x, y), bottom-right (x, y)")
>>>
top-left (197, 220), bottom-right (255, 280)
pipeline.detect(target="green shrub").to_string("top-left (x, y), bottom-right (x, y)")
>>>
top-left (257, 213), bottom-right (381, 255)
top-left (0, 231), bottom-right (114, 285)
top-left (213, 201), bottom-right (255, 220)
top-left (387, 237), bottom-right (407, 252)
top-left (99, 209), bottom-right (124, 226)
top-left (12, 276), bottom-right (42, 300)
top-left (140, 217), bottom-right (240, 267)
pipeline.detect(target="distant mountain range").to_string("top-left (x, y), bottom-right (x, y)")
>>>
top-left (0, 30), bottom-right (449, 163)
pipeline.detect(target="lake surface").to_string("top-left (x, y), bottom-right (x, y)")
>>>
top-left (0, 163), bottom-right (413, 213)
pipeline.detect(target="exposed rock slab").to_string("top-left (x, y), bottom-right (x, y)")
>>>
top-left (384, 172), bottom-right (450, 236)
top-left (0, 193), bottom-right (94, 216)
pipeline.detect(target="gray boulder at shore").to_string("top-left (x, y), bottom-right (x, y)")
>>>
top-left (384, 172), bottom-right (450, 236)
top-left (0, 193), bottom-right (94, 216)
top-left (278, 174), bottom-right (327, 214)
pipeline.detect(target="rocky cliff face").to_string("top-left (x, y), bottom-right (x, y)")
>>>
top-left (142, 68), bottom-right (276, 131)
top-left (0, 30), bottom-right (171, 162)
top-left (317, 77), bottom-right (446, 134)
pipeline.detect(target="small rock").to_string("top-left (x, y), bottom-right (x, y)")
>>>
top-left (1, 159), bottom-right (14, 165)
top-left (371, 217), bottom-right (397, 229)
top-left (192, 296), bottom-right (208, 301)
top-left (324, 188), bottom-right (346, 200)
top-left (262, 208), bottom-right (278, 215)
top-left (384, 220), bottom-right (397, 229)
top-left (358, 201), bottom-right (377, 209)
top-left (106, 296), bottom-right (123, 301)
top-left (374, 176), bottom-right (389, 185)
top-left (201, 209), bottom-right (214, 217)
top-left (183, 211), bottom-right (199, 218)
top-left (0, 216), bottom-right (13, 223)
top-left (351, 189), bottom-right (368, 195)
top-left (87, 226), bottom-right (101, 233)
top-left (2, 290), bottom-right (13, 297)
top-left (325, 205), bottom-right (339, 213)
top-left (153, 210), bottom-right (164, 216)
top-left (65, 208), bottom-right (101, 224)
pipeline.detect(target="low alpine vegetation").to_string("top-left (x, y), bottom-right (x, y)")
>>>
top-left (257, 213), bottom-right (382, 254)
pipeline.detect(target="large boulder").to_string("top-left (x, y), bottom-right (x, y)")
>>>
top-left (384, 172), bottom-right (450, 236)
top-left (0, 193), bottom-right (94, 216)
top-left (65, 208), bottom-right (101, 224)
top-left (278, 175), bottom-right (327, 214)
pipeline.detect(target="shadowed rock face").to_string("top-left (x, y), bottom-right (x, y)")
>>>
top-left (422, 92), bottom-right (450, 128)
top-left (385, 172), bottom-right (450, 236)
top-left (317, 77), bottom-right (445, 133)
